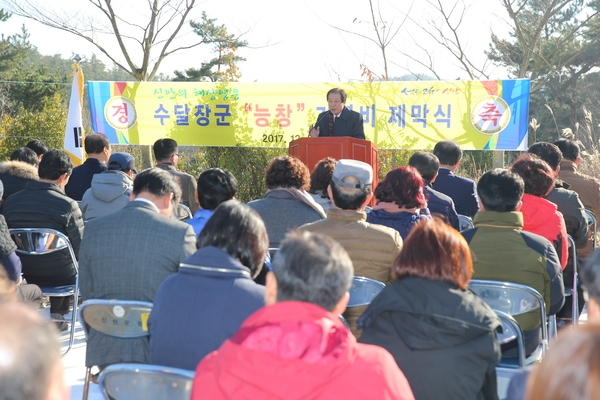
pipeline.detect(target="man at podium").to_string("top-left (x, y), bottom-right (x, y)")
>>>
top-left (309, 88), bottom-right (365, 140)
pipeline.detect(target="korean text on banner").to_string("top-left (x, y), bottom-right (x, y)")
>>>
top-left (88, 80), bottom-right (530, 151)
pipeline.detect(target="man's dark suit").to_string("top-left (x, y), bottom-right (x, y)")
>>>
top-left (78, 200), bottom-right (196, 368)
top-left (424, 180), bottom-right (459, 230)
top-left (432, 168), bottom-right (479, 218)
top-left (314, 107), bottom-right (365, 139)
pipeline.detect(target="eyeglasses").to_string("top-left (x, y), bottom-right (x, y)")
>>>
top-left (172, 153), bottom-right (180, 157)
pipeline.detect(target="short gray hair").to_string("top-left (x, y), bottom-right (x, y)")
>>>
top-left (272, 230), bottom-right (353, 311)
top-left (0, 302), bottom-right (62, 400)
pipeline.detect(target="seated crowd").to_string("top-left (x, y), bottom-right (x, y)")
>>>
top-left (3, 136), bottom-right (600, 400)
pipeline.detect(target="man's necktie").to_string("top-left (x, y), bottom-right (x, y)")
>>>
top-left (329, 113), bottom-right (334, 136)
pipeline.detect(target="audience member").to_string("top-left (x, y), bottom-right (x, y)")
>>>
top-left (0, 180), bottom-right (42, 306)
top-left (190, 230), bottom-right (415, 400)
top-left (0, 150), bottom-right (39, 200)
top-left (510, 154), bottom-right (568, 269)
top-left (554, 138), bottom-right (600, 258)
top-left (65, 133), bottom-right (111, 201)
top-left (528, 142), bottom-right (588, 245)
top-left (187, 168), bottom-right (237, 236)
top-left (508, 247), bottom-right (600, 399)
top-left (581, 248), bottom-right (600, 320)
top-left (299, 159), bottom-right (402, 337)
top-left (461, 169), bottom-right (564, 356)
top-left (524, 324), bottom-right (600, 400)
top-left (1, 149), bottom-right (83, 330)
top-left (78, 168), bottom-right (196, 369)
top-left (153, 138), bottom-right (199, 213)
top-left (359, 218), bottom-right (501, 400)
top-left (0, 261), bottom-right (16, 302)
top-left (367, 166), bottom-right (431, 239)
top-left (149, 200), bottom-right (267, 370)
top-left (26, 139), bottom-right (48, 162)
top-left (308, 157), bottom-right (337, 211)
top-left (432, 140), bottom-right (479, 217)
top-left (249, 156), bottom-right (325, 248)
top-left (10, 147), bottom-right (38, 166)
top-left (528, 142), bottom-right (588, 320)
top-left (0, 302), bottom-right (68, 400)
top-left (409, 151), bottom-right (460, 229)
top-left (80, 152), bottom-right (136, 221)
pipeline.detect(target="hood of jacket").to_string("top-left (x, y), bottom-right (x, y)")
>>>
top-left (520, 193), bottom-right (560, 233)
top-left (90, 171), bottom-right (133, 203)
top-left (206, 301), bottom-right (357, 399)
top-left (358, 277), bottom-right (500, 350)
top-left (0, 161), bottom-right (38, 180)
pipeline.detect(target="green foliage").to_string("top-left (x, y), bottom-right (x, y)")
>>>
top-left (0, 93), bottom-right (67, 161)
top-left (488, 0), bottom-right (600, 146)
top-left (173, 12), bottom-right (247, 82)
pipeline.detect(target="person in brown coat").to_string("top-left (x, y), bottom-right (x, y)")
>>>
top-left (299, 159), bottom-right (402, 338)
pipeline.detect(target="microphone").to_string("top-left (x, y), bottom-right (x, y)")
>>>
top-left (309, 110), bottom-right (331, 137)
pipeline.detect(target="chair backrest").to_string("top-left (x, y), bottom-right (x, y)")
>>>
top-left (9, 227), bottom-right (78, 272)
top-left (567, 234), bottom-right (579, 326)
top-left (99, 363), bottom-right (194, 400)
top-left (495, 310), bottom-right (526, 367)
top-left (347, 276), bottom-right (386, 307)
top-left (496, 367), bottom-right (524, 400)
top-left (458, 214), bottom-right (474, 231)
top-left (585, 209), bottom-right (597, 249)
top-left (469, 279), bottom-right (548, 355)
top-left (176, 203), bottom-right (193, 221)
top-left (78, 299), bottom-right (153, 339)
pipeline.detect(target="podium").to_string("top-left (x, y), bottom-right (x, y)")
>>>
top-left (289, 137), bottom-right (378, 203)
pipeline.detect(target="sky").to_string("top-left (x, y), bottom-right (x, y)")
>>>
top-left (0, 0), bottom-right (511, 83)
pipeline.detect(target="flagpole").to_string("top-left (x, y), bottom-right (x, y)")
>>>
top-left (64, 54), bottom-right (85, 166)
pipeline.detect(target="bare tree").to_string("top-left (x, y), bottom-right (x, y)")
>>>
top-left (323, 0), bottom-right (412, 81)
top-left (394, 0), bottom-right (493, 80)
top-left (0, 0), bottom-right (242, 81)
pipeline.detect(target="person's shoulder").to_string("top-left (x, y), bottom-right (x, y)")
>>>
top-left (453, 173), bottom-right (476, 186)
top-left (518, 229), bottom-right (555, 254)
top-left (426, 186), bottom-right (453, 203)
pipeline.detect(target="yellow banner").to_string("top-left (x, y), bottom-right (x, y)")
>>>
top-left (88, 80), bottom-right (529, 150)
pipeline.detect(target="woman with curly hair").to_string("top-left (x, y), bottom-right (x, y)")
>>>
top-left (248, 156), bottom-right (325, 248)
top-left (366, 166), bottom-right (431, 239)
top-left (511, 153), bottom-right (568, 269)
top-left (308, 157), bottom-right (337, 211)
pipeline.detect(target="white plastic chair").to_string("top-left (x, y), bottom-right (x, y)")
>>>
top-left (566, 234), bottom-right (579, 326)
top-left (585, 209), bottom-right (597, 249)
top-left (9, 228), bottom-right (79, 355)
top-left (98, 363), bottom-right (194, 400)
top-left (176, 203), bottom-right (193, 221)
top-left (347, 276), bottom-right (386, 307)
top-left (78, 299), bottom-right (153, 400)
top-left (458, 214), bottom-right (475, 231)
top-left (469, 280), bottom-right (548, 363)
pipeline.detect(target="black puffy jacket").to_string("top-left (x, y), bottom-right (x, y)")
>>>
top-left (1, 181), bottom-right (83, 285)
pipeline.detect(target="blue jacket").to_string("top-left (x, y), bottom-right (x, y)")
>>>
top-left (148, 246), bottom-right (265, 370)
top-left (65, 158), bottom-right (107, 201)
top-left (186, 208), bottom-right (214, 237)
top-left (366, 209), bottom-right (430, 240)
top-left (432, 168), bottom-right (479, 218)
top-left (424, 180), bottom-right (459, 230)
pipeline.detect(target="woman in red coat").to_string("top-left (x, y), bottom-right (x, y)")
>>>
top-left (511, 153), bottom-right (568, 269)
